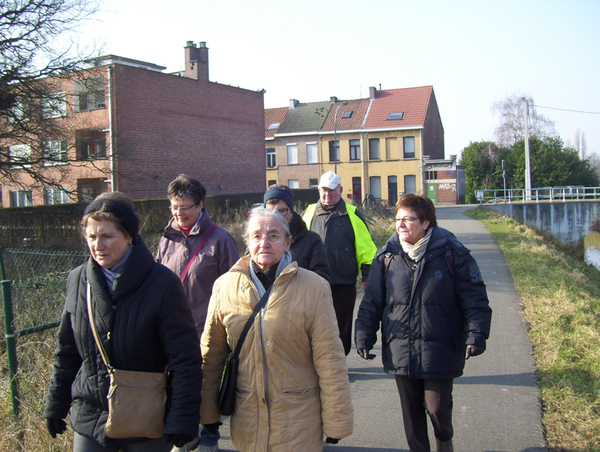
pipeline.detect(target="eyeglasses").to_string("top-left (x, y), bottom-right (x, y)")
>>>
top-left (395, 216), bottom-right (420, 224)
top-left (250, 233), bottom-right (283, 244)
top-left (170, 203), bottom-right (198, 213)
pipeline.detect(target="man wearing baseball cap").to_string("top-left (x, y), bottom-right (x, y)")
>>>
top-left (302, 171), bottom-right (377, 355)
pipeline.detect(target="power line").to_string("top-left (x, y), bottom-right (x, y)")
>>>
top-left (533, 104), bottom-right (600, 115)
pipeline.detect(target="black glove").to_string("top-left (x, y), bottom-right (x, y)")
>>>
top-left (465, 345), bottom-right (485, 359)
top-left (46, 418), bottom-right (67, 438)
top-left (357, 348), bottom-right (376, 360)
top-left (326, 437), bottom-right (340, 444)
top-left (164, 434), bottom-right (195, 448)
top-left (203, 421), bottom-right (222, 435)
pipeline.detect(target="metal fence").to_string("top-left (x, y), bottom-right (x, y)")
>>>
top-left (0, 247), bottom-right (88, 420)
top-left (476, 186), bottom-right (600, 204)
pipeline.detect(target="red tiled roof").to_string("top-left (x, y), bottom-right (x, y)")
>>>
top-left (264, 107), bottom-right (288, 137)
top-left (321, 99), bottom-right (370, 132)
top-left (363, 85), bottom-right (433, 129)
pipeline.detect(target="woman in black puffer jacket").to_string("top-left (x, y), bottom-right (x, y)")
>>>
top-left (43, 192), bottom-right (202, 452)
top-left (355, 193), bottom-right (492, 452)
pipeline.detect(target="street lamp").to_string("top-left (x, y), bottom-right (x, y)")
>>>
top-left (333, 101), bottom-right (348, 174)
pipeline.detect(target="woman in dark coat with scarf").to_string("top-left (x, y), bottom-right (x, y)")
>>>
top-left (355, 193), bottom-right (492, 452)
top-left (44, 192), bottom-right (202, 452)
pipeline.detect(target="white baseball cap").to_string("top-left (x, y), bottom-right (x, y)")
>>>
top-left (319, 171), bottom-right (342, 190)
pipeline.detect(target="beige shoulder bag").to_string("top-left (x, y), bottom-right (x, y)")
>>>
top-left (87, 283), bottom-right (167, 439)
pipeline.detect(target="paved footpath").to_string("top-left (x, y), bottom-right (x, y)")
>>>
top-left (215, 205), bottom-right (547, 451)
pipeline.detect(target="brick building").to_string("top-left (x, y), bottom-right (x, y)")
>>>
top-left (264, 85), bottom-right (446, 206)
top-left (424, 155), bottom-right (465, 205)
top-left (2, 41), bottom-right (265, 206)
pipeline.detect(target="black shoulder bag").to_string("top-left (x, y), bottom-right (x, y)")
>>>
top-left (218, 287), bottom-right (272, 416)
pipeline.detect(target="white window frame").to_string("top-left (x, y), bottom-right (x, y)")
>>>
top-left (306, 142), bottom-right (318, 164)
top-left (288, 179), bottom-right (299, 189)
top-left (74, 77), bottom-right (106, 112)
top-left (43, 140), bottom-right (68, 166)
top-left (44, 187), bottom-right (70, 205)
top-left (42, 91), bottom-right (67, 119)
top-left (266, 148), bottom-right (276, 168)
top-left (403, 136), bottom-right (416, 159)
top-left (10, 189), bottom-right (32, 207)
top-left (287, 143), bottom-right (298, 165)
top-left (9, 144), bottom-right (32, 168)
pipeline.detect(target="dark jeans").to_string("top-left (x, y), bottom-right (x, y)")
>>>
top-left (73, 432), bottom-right (171, 452)
top-left (394, 376), bottom-right (454, 452)
top-left (331, 283), bottom-right (357, 355)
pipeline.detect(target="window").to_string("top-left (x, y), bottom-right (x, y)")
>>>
top-left (9, 144), bottom-right (31, 168)
top-left (350, 139), bottom-right (360, 161)
top-left (426, 171), bottom-right (438, 180)
top-left (43, 140), bottom-right (68, 166)
top-left (44, 187), bottom-right (70, 205)
top-left (10, 190), bottom-right (32, 207)
top-left (42, 92), bottom-right (66, 118)
top-left (404, 175), bottom-right (416, 194)
top-left (368, 138), bottom-right (380, 160)
top-left (370, 176), bottom-right (382, 198)
top-left (288, 179), bottom-right (299, 189)
top-left (77, 130), bottom-right (107, 160)
top-left (386, 137), bottom-right (398, 159)
top-left (74, 78), bottom-right (105, 111)
top-left (78, 179), bottom-right (109, 203)
top-left (329, 140), bottom-right (340, 162)
top-left (306, 143), bottom-right (318, 164)
top-left (342, 110), bottom-right (353, 119)
top-left (266, 148), bottom-right (276, 168)
top-left (309, 178), bottom-right (318, 189)
top-left (403, 136), bottom-right (415, 159)
top-left (287, 144), bottom-right (298, 165)
top-left (8, 99), bottom-right (28, 123)
top-left (267, 122), bottom-right (280, 131)
top-left (387, 112), bottom-right (404, 120)
top-left (267, 180), bottom-right (276, 187)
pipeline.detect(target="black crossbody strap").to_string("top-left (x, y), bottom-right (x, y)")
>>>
top-left (232, 287), bottom-right (272, 358)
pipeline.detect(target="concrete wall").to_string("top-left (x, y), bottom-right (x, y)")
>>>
top-left (485, 200), bottom-right (600, 249)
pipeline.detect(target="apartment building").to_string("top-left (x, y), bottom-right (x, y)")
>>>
top-left (265, 85), bottom-right (447, 206)
top-left (2, 41), bottom-right (265, 207)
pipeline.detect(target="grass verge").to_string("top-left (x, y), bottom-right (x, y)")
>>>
top-left (465, 206), bottom-right (600, 451)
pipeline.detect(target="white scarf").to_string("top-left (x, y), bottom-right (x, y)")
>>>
top-left (400, 228), bottom-right (433, 262)
top-left (249, 251), bottom-right (292, 299)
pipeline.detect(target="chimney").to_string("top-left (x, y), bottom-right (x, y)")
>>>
top-left (289, 99), bottom-right (299, 109)
top-left (330, 96), bottom-right (338, 103)
top-left (450, 154), bottom-right (457, 162)
top-left (184, 41), bottom-right (209, 81)
top-left (369, 86), bottom-right (377, 100)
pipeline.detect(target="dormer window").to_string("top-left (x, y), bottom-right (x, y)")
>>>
top-left (342, 110), bottom-right (353, 119)
top-left (387, 112), bottom-right (404, 120)
top-left (267, 122), bottom-right (280, 130)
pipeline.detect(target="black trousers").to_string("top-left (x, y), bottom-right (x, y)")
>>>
top-left (330, 283), bottom-right (357, 355)
top-left (394, 376), bottom-right (454, 452)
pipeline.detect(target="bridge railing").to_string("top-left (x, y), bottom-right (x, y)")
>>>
top-left (477, 187), bottom-right (600, 204)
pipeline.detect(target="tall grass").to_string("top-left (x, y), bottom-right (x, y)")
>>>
top-left (466, 207), bottom-right (600, 451)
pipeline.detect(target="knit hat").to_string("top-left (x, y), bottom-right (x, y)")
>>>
top-left (83, 198), bottom-right (140, 238)
top-left (263, 188), bottom-right (295, 212)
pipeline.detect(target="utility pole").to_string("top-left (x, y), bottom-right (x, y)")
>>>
top-left (522, 97), bottom-right (531, 201)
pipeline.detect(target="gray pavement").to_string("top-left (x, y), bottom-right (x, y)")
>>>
top-left (214, 205), bottom-right (547, 451)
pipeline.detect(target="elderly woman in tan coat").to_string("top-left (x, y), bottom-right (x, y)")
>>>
top-left (200, 207), bottom-right (353, 452)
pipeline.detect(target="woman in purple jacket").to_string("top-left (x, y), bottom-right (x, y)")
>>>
top-left (156, 174), bottom-right (239, 452)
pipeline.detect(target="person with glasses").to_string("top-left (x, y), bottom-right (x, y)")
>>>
top-left (263, 184), bottom-right (330, 282)
top-left (200, 207), bottom-right (353, 452)
top-left (355, 193), bottom-right (492, 452)
top-left (156, 174), bottom-right (239, 452)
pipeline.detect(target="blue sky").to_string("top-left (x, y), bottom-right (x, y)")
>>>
top-left (79, 0), bottom-right (600, 158)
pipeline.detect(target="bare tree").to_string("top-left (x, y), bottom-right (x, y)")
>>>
top-left (0, 0), bottom-right (101, 190)
top-left (491, 93), bottom-right (557, 147)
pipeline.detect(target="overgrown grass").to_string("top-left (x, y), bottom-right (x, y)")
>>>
top-left (466, 206), bottom-right (600, 451)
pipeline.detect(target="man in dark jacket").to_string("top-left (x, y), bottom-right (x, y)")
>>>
top-left (302, 171), bottom-right (377, 355)
top-left (263, 184), bottom-right (330, 282)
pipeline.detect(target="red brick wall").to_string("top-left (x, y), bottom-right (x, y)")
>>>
top-left (111, 65), bottom-right (265, 199)
top-left (435, 171), bottom-right (457, 203)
